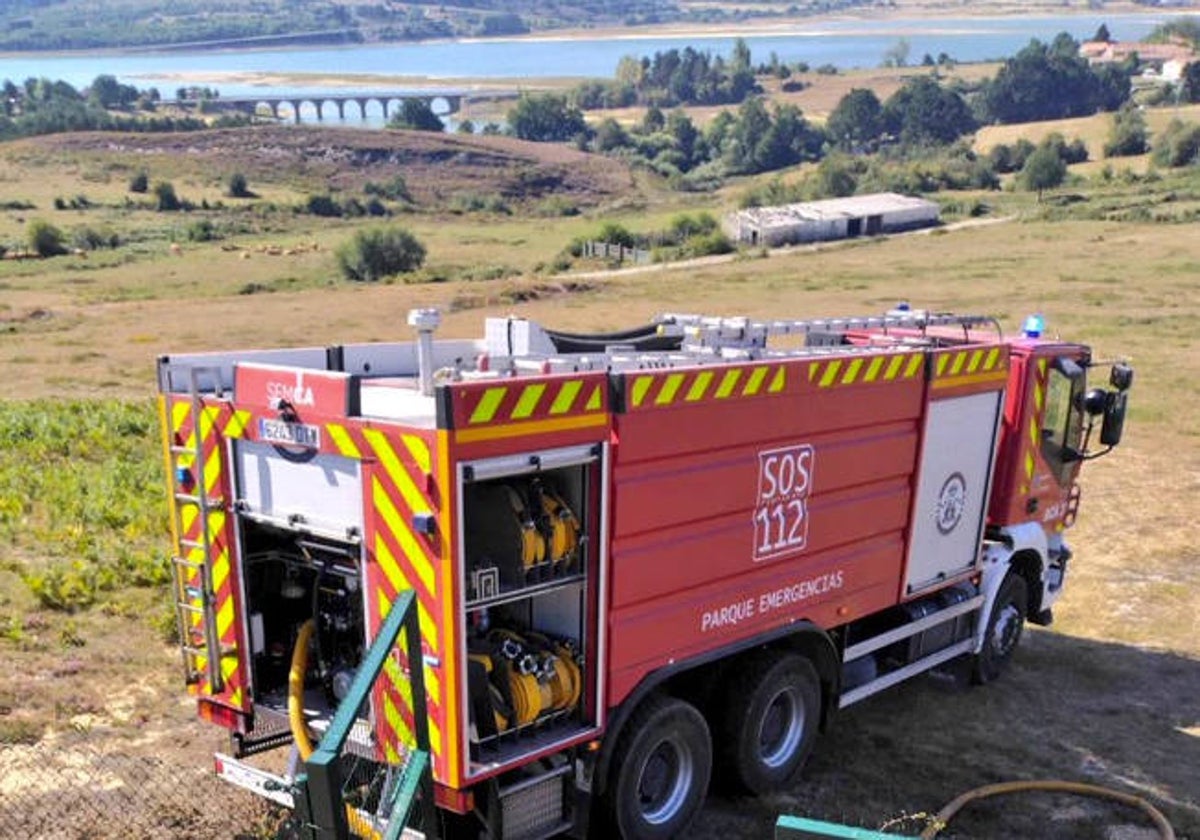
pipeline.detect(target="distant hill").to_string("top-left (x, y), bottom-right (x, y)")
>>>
top-left (0, 0), bottom-right (869, 52)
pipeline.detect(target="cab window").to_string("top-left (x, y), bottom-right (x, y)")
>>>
top-left (1041, 359), bottom-right (1085, 485)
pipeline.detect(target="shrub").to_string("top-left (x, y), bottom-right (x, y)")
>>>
top-left (27, 220), bottom-right (66, 257)
top-left (186, 219), bottom-right (218, 242)
top-left (685, 230), bottom-right (733, 257)
top-left (72, 225), bottom-right (120, 250)
top-left (227, 172), bottom-right (252, 198)
top-left (596, 222), bottom-right (635, 248)
top-left (364, 175), bottom-right (412, 202)
top-left (154, 181), bottom-right (181, 212)
top-left (335, 227), bottom-right (427, 282)
top-left (305, 194), bottom-right (342, 217)
top-left (129, 171), bottom-right (149, 193)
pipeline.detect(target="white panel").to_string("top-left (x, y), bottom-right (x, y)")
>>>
top-left (905, 391), bottom-right (1002, 595)
top-left (235, 440), bottom-right (363, 534)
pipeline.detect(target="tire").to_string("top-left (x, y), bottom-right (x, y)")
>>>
top-left (719, 652), bottom-right (820, 794)
top-left (606, 695), bottom-right (712, 840)
top-left (972, 573), bottom-right (1028, 684)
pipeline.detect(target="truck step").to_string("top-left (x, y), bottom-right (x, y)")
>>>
top-left (839, 638), bottom-right (975, 709)
top-left (843, 594), bottom-right (982, 662)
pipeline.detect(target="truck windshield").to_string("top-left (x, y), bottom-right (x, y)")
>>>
top-left (1041, 360), bottom-right (1085, 485)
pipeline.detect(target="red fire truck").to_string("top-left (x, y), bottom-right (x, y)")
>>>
top-left (157, 306), bottom-right (1131, 839)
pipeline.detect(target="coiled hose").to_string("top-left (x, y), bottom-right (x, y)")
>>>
top-left (919, 779), bottom-right (1176, 840)
top-left (288, 619), bottom-right (382, 840)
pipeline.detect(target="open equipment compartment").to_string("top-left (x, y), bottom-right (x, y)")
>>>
top-left (457, 443), bottom-right (605, 776)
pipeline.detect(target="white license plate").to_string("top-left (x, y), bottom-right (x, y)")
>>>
top-left (259, 418), bottom-right (321, 448)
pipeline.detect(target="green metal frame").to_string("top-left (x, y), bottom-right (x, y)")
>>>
top-left (776, 815), bottom-right (918, 839)
top-left (294, 590), bottom-right (437, 839)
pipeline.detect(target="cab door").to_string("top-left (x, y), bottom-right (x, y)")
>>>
top-left (989, 345), bottom-right (1088, 535)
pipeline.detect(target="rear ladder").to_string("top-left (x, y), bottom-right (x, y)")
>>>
top-left (164, 366), bottom-right (227, 691)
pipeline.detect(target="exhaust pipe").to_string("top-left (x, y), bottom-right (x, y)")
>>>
top-left (407, 308), bottom-right (442, 396)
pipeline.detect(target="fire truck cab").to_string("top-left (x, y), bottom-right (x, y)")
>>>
top-left (156, 307), bottom-right (1130, 839)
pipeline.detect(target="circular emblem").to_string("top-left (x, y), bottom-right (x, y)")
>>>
top-left (935, 472), bottom-right (967, 535)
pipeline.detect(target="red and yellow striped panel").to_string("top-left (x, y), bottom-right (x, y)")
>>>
top-left (167, 397), bottom-right (251, 711)
top-left (624, 361), bottom-right (789, 412)
top-left (1019, 357), bottom-right (1049, 496)
top-left (806, 352), bottom-right (924, 390)
top-left (325, 423), bottom-right (450, 780)
top-left (930, 345), bottom-right (1009, 393)
top-left (448, 373), bottom-right (609, 443)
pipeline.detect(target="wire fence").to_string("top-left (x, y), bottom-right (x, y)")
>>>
top-left (0, 731), bottom-right (279, 839)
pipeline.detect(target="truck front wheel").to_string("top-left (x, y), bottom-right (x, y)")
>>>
top-left (973, 572), bottom-right (1028, 684)
top-left (719, 652), bottom-right (820, 794)
top-left (607, 695), bottom-right (712, 840)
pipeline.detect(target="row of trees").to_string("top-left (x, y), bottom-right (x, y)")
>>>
top-left (573, 40), bottom-right (760, 109)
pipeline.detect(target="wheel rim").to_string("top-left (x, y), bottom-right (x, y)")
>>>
top-left (757, 687), bottom-right (804, 769)
top-left (991, 602), bottom-right (1023, 657)
top-left (636, 735), bottom-right (694, 825)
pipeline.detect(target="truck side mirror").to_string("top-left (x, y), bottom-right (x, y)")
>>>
top-left (1099, 390), bottom-right (1128, 447)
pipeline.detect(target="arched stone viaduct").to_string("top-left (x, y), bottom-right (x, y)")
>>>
top-left (174, 93), bottom-right (465, 124)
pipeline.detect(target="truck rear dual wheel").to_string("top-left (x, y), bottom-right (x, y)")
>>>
top-left (972, 573), bottom-right (1028, 684)
top-left (607, 695), bottom-right (712, 840)
top-left (719, 652), bottom-right (820, 794)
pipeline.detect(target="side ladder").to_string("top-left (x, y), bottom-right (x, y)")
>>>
top-left (165, 366), bottom-right (227, 692)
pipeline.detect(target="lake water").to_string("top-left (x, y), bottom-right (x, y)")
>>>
top-left (0, 13), bottom-right (1176, 105)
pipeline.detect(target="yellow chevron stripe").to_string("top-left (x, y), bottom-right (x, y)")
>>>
top-left (217, 595), bottom-right (235, 640)
top-left (1034, 383), bottom-right (1045, 412)
top-left (715, 369), bottom-right (742, 398)
top-left (656, 373), bottom-right (685, 405)
top-left (631, 376), bottom-right (653, 408)
top-left (469, 387), bottom-right (507, 425)
top-left (400, 434), bottom-right (430, 475)
top-left (936, 354), bottom-right (950, 376)
top-left (768, 366), bottom-right (786, 393)
top-left (1029, 420), bottom-right (1039, 448)
top-left (950, 352), bottom-right (967, 376)
top-left (1025, 452), bottom-right (1036, 479)
top-left (181, 504), bottom-right (198, 535)
top-left (327, 424), bottom-right (362, 459)
top-left (374, 480), bottom-right (436, 600)
top-left (884, 355), bottom-right (905, 381)
top-left (550, 380), bottom-right (583, 415)
top-left (365, 431), bottom-right (427, 518)
top-left (199, 405), bottom-right (218, 442)
top-left (686, 371), bottom-right (714, 402)
top-left (743, 367), bottom-right (768, 395)
top-left (967, 349), bottom-right (984, 373)
top-left (905, 354), bottom-right (923, 379)
top-left (204, 447), bottom-right (222, 495)
top-left (819, 361), bottom-right (842, 388)
top-left (177, 430), bottom-right (197, 469)
top-left (863, 356), bottom-right (885, 383)
top-left (226, 409), bottom-right (251, 439)
top-left (171, 400), bottom-right (190, 432)
top-left (511, 384), bottom-right (546, 420)
top-left (586, 385), bottom-right (603, 411)
top-left (808, 362), bottom-right (819, 383)
top-left (423, 662), bottom-right (441, 708)
top-left (375, 536), bottom-right (411, 610)
top-left (842, 358), bottom-right (863, 385)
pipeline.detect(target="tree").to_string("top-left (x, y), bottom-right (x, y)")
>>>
top-left (1093, 23), bottom-right (1112, 43)
top-left (882, 38), bottom-right (911, 68)
top-left (389, 98), bottom-right (444, 132)
top-left (507, 93), bottom-right (586, 142)
top-left (810, 156), bottom-right (858, 198)
top-left (593, 117), bottom-right (630, 152)
top-left (826, 88), bottom-right (883, 150)
top-left (1180, 61), bottom-right (1200, 104)
top-left (883, 76), bottom-right (975, 147)
top-left (27, 220), bottom-right (66, 257)
top-left (1151, 118), bottom-right (1200, 167)
top-left (129, 171), bottom-right (149, 193)
top-left (1103, 103), bottom-right (1147, 157)
top-left (335, 227), bottom-right (426, 282)
top-left (1020, 145), bottom-right (1067, 201)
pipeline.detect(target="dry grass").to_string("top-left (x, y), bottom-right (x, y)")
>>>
top-left (2, 124), bottom-right (1199, 838)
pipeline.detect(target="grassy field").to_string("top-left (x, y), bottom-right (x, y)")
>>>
top-left (1, 107), bottom-right (1199, 838)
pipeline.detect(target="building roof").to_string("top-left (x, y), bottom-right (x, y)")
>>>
top-left (729, 192), bottom-right (938, 230)
top-left (1080, 40), bottom-right (1195, 64)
